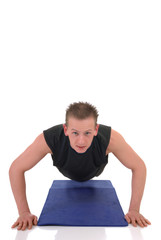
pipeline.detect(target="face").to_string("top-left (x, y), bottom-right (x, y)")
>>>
top-left (63, 117), bottom-right (99, 153)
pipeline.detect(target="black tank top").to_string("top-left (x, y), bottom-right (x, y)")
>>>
top-left (43, 124), bottom-right (111, 182)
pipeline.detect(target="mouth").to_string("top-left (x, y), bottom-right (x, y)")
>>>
top-left (76, 146), bottom-right (86, 151)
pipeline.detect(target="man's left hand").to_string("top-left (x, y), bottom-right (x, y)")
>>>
top-left (125, 210), bottom-right (151, 227)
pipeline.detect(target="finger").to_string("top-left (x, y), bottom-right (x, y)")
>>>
top-left (131, 218), bottom-right (137, 227)
top-left (17, 222), bottom-right (23, 231)
top-left (140, 218), bottom-right (148, 227)
top-left (21, 221), bottom-right (28, 231)
top-left (28, 219), bottom-right (33, 230)
top-left (137, 219), bottom-right (144, 228)
top-left (12, 221), bottom-right (19, 228)
top-left (142, 217), bottom-right (151, 226)
top-left (145, 218), bottom-right (151, 225)
top-left (33, 216), bottom-right (38, 226)
top-left (124, 215), bottom-right (131, 223)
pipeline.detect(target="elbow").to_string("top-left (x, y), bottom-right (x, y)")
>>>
top-left (9, 161), bottom-right (24, 180)
top-left (140, 160), bottom-right (147, 173)
top-left (9, 162), bottom-right (16, 180)
top-left (142, 161), bottom-right (147, 177)
top-left (9, 162), bottom-right (14, 178)
top-left (132, 159), bottom-right (147, 176)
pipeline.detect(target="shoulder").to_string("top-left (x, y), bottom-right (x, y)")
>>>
top-left (34, 133), bottom-right (53, 154)
top-left (43, 124), bottom-right (65, 153)
top-left (106, 129), bottom-right (145, 170)
top-left (43, 124), bottom-right (63, 135)
top-left (97, 125), bottom-right (111, 139)
top-left (95, 124), bottom-right (111, 151)
top-left (106, 129), bottom-right (125, 155)
top-left (98, 124), bottom-right (111, 133)
top-left (43, 124), bottom-right (64, 140)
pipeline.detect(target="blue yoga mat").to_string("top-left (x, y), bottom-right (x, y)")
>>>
top-left (38, 180), bottom-right (128, 227)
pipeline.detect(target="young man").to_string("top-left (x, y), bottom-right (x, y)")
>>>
top-left (9, 102), bottom-right (151, 230)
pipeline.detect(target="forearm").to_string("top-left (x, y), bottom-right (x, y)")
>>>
top-left (129, 162), bottom-right (147, 212)
top-left (9, 165), bottom-right (30, 215)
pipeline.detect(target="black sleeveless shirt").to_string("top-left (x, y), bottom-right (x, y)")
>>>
top-left (43, 124), bottom-right (111, 182)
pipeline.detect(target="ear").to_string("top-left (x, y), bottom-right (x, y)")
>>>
top-left (63, 124), bottom-right (68, 136)
top-left (94, 124), bottom-right (99, 136)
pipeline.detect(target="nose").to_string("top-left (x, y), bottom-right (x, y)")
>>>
top-left (78, 135), bottom-right (85, 145)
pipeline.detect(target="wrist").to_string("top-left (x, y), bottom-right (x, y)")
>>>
top-left (129, 208), bottom-right (140, 213)
top-left (18, 203), bottom-right (30, 215)
top-left (19, 210), bottom-right (31, 215)
top-left (129, 201), bottom-right (140, 213)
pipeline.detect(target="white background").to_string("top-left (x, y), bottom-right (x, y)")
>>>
top-left (0, 0), bottom-right (161, 239)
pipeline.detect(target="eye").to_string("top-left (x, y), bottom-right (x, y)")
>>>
top-left (72, 132), bottom-right (78, 136)
top-left (85, 132), bottom-right (91, 136)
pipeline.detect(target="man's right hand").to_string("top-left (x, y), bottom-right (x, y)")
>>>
top-left (9, 133), bottom-right (51, 231)
top-left (11, 212), bottom-right (38, 230)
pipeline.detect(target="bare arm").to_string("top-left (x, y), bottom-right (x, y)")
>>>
top-left (106, 129), bottom-right (151, 227)
top-left (9, 133), bottom-right (52, 230)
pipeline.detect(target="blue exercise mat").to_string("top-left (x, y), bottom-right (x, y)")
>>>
top-left (38, 180), bottom-right (128, 227)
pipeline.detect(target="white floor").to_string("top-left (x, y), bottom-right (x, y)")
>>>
top-left (5, 224), bottom-right (159, 240)
top-left (3, 216), bottom-right (160, 240)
